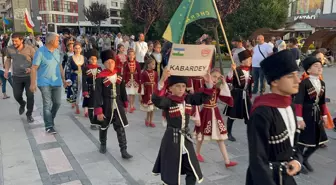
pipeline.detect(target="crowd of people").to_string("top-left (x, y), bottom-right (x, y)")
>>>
top-left (0, 29), bottom-right (336, 185)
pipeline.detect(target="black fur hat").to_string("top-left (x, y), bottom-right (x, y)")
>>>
top-left (302, 56), bottom-right (321, 73)
top-left (85, 49), bottom-right (99, 59)
top-left (260, 50), bottom-right (299, 84)
top-left (101, 50), bottom-right (114, 63)
top-left (167, 76), bottom-right (188, 87)
top-left (238, 50), bottom-right (252, 62)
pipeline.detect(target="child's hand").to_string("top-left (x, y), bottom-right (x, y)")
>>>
top-left (220, 75), bottom-right (226, 84)
top-left (162, 68), bottom-right (171, 81)
top-left (231, 63), bottom-right (236, 70)
top-left (203, 73), bottom-right (212, 84)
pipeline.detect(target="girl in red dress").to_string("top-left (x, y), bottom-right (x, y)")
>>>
top-left (187, 76), bottom-right (204, 126)
top-left (194, 68), bottom-right (238, 168)
top-left (140, 58), bottom-right (158, 127)
top-left (115, 44), bottom-right (127, 75)
top-left (123, 48), bottom-right (141, 113)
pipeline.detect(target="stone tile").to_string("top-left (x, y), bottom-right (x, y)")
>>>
top-left (31, 127), bottom-right (57, 144)
top-left (81, 161), bottom-right (127, 185)
top-left (40, 148), bottom-right (73, 175)
top-left (74, 151), bottom-right (107, 165)
top-left (61, 180), bottom-right (82, 185)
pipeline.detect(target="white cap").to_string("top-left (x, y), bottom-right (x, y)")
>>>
top-left (130, 35), bottom-right (135, 39)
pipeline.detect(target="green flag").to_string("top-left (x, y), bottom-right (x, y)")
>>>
top-left (163, 0), bottom-right (218, 43)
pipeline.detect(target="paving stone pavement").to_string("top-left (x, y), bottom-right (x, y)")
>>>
top-left (0, 68), bottom-right (336, 185)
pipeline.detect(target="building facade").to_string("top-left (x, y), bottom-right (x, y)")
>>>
top-left (0, 0), bottom-right (12, 18)
top-left (80, 0), bottom-right (124, 28)
top-left (288, 0), bottom-right (336, 22)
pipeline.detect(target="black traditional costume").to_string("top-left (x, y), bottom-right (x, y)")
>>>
top-left (93, 50), bottom-right (132, 159)
top-left (246, 50), bottom-right (302, 185)
top-left (152, 76), bottom-right (214, 185)
top-left (294, 56), bottom-right (329, 172)
top-left (224, 50), bottom-right (253, 141)
top-left (82, 49), bottom-right (101, 127)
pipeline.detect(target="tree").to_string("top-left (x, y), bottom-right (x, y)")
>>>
top-left (84, 1), bottom-right (109, 33)
top-left (121, 0), bottom-right (165, 36)
top-left (225, 0), bottom-right (289, 39)
top-left (193, 0), bottom-right (242, 73)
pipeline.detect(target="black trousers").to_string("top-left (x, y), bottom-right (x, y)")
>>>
top-left (12, 76), bottom-right (34, 116)
top-left (226, 117), bottom-right (248, 135)
top-left (99, 115), bottom-right (128, 152)
top-left (182, 154), bottom-right (197, 185)
top-left (298, 122), bottom-right (321, 161)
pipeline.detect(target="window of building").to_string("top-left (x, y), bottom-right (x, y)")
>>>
top-left (111, 1), bottom-right (118, 7)
top-left (110, 9), bottom-right (119, 17)
top-left (120, 3), bottom-right (124, 8)
top-left (111, 19), bottom-right (119, 24)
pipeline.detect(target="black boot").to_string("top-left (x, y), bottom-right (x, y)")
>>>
top-left (185, 174), bottom-right (196, 185)
top-left (99, 129), bottom-right (107, 154)
top-left (227, 118), bottom-right (236, 142)
top-left (303, 160), bottom-right (314, 172)
top-left (302, 147), bottom-right (317, 172)
top-left (116, 127), bottom-right (133, 159)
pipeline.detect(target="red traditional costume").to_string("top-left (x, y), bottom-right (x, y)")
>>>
top-left (187, 76), bottom-right (204, 122)
top-left (123, 59), bottom-right (141, 95)
top-left (195, 83), bottom-right (233, 141)
top-left (140, 69), bottom-right (158, 112)
top-left (115, 54), bottom-right (127, 75)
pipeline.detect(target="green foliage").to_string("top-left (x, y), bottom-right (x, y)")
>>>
top-left (120, 1), bottom-right (144, 35)
top-left (225, 0), bottom-right (289, 39)
top-left (84, 1), bottom-right (109, 32)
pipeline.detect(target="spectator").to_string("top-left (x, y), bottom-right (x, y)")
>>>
top-left (0, 56), bottom-right (12, 99)
top-left (114, 33), bottom-right (123, 50)
top-left (135, 33), bottom-right (148, 69)
top-left (5, 32), bottom-right (35, 123)
top-left (129, 35), bottom-right (135, 50)
top-left (251, 35), bottom-right (273, 95)
top-left (288, 38), bottom-right (301, 66)
top-left (30, 33), bottom-right (67, 134)
top-left (231, 36), bottom-right (246, 64)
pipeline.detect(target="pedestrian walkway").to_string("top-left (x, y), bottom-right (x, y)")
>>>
top-left (1, 69), bottom-right (336, 185)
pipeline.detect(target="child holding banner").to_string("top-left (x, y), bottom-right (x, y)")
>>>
top-left (123, 48), bottom-right (141, 113)
top-left (152, 69), bottom-right (214, 185)
top-left (224, 50), bottom-right (253, 141)
top-left (194, 68), bottom-right (238, 168)
top-left (140, 58), bottom-right (158, 127)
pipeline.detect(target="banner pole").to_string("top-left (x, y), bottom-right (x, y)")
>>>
top-left (212, 0), bottom-right (240, 86)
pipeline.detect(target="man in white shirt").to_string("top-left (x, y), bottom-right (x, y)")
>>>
top-left (135, 33), bottom-right (148, 69)
top-left (252, 35), bottom-right (273, 95)
top-left (231, 36), bottom-right (246, 64)
top-left (114, 33), bottom-right (123, 50)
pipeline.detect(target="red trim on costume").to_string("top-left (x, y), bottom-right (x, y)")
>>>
top-left (320, 104), bottom-right (328, 116)
top-left (295, 104), bottom-right (303, 117)
top-left (251, 93), bottom-right (292, 113)
top-left (94, 107), bottom-right (103, 115)
top-left (83, 91), bottom-right (89, 97)
top-left (97, 69), bottom-right (118, 78)
top-left (87, 64), bottom-right (98, 69)
top-left (124, 101), bottom-right (128, 108)
top-left (239, 66), bottom-right (251, 71)
top-left (167, 93), bottom-right (187, 103)
top-left (202, 88), bottom-right (214, 95)
top-left (219, 96), bottom-right (234, 107)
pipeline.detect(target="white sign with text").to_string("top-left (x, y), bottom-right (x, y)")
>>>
top-left (167, 44), bottom-right (215, 76)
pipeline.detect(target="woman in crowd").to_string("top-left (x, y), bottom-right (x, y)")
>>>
top-left (65, 42), bottom-right (87, 114)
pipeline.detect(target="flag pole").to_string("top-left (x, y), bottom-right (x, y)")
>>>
top-left (211, 0), bottom-right (240, 86)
